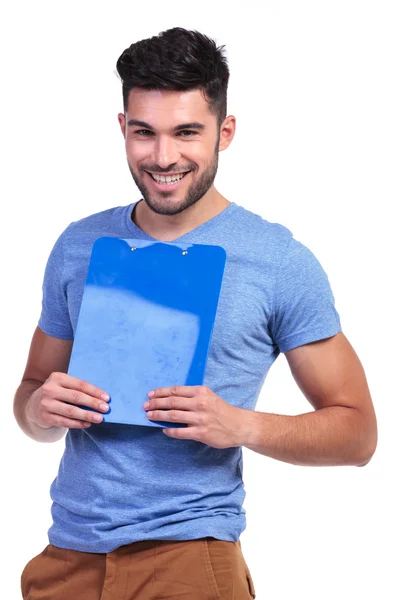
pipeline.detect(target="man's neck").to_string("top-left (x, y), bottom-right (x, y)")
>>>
top-left (132, 188), bottom-right (230, 242)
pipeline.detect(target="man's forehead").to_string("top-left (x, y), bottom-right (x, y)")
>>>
top-left (126, 88), bottom-right (211, 119)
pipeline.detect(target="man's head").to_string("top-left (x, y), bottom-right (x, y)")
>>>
top-left (116, 28), bottom-right (235, 216)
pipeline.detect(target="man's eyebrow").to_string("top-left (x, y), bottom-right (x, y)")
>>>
top-left (127, 119), bottom-right (153, 129)
top-left (173, 122), bottom-right (205, 132)
top-left (127, 119), bottom-right (205, 132)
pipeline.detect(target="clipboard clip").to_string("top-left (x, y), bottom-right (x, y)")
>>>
top-left (130, 245), bottom-right (188, 255)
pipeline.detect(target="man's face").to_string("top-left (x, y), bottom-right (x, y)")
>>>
top-left (118, 89), bottom-right (222, 216)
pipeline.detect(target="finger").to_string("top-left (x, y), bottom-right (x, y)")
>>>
top-left (146, 409), bottom-right (197, 425)
top-left (148, 385), bottom-right (200, 399)
top-left (144, 396), bottom-right (193, 411)
top-left (49, 372), bottom-right (110, 401)
top-left (162, 426), bottom-right (200, 440)
top-left (45, 398), bottom-right (107, 424)
top-left (47, 414), bottom-right (93, 429)
top-left (49, 387), bottom-right (110, 413)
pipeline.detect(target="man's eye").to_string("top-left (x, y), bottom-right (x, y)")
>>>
top-left (133, 130), bottom-right (197, 137)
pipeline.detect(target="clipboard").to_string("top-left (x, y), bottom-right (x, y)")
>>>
top-left (67, 237), bottom-right (226, 427)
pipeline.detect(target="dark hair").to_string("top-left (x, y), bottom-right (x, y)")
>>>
top-left (116, 27), bottom-right (229, 127)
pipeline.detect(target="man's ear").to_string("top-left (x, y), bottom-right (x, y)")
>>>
top-left (218, 115), bottom-right (236, 152)
top-left (118, 113), bottom-right (126, 138)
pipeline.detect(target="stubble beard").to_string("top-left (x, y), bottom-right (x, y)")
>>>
top-left (127, 144), bottom-right (219, 217)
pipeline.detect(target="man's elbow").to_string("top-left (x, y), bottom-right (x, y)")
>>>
top-left (355, 427), bottom-right (378, 467)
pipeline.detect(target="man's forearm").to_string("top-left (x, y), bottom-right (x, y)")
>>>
top-left (13, 379), bottom-right (67, 443)
top-left (237, 406), bottom-right (376, 466)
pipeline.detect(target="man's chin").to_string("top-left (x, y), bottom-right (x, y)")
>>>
top-left (142, 195), bottom-right (198, 217)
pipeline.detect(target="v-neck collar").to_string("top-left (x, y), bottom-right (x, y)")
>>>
top-left (124, 200), bottom-right (238, 242)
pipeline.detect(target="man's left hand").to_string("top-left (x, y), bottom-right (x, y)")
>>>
top-left (143, 386), bottom-right (248, 448)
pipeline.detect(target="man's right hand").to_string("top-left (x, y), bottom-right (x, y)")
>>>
top-left (26, 372), bottom-right (111, 430)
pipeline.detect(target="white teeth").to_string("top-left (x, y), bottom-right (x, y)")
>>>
top-left (150, 172), bottom-right (187, 184)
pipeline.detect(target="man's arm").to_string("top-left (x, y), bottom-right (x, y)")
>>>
top-left (144, 332), bottom-right (377, 466)
top-left (14, 327), bottom-right (72, 442)
top-left (242, 332), bottom-right (377, 466)
top-left (14, 327), bottom-right (110, 443)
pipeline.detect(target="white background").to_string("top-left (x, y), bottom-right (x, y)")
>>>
top-left (1, 1), bottom-right (399, 598)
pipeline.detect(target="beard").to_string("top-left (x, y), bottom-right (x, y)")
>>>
top-left (127, 141), bottom-right (219, 217)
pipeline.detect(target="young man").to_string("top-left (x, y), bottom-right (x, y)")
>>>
top-left (15, 27), bottom-right (377, 600)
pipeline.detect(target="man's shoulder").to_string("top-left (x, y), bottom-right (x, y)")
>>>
top-left (63, 203), bottom-right (132, 237)
top-left (232, 202), bottom-right (293, 248)
top-left (47, 203), bottom-right (134, 260)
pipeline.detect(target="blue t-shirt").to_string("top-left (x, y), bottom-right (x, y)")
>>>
top-left (38, 201), bottom-right (341, 553)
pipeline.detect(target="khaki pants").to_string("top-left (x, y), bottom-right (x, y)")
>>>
top-left (21, 538), bottom-right (256, 599)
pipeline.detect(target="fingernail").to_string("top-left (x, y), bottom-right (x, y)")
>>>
top-left (100, 404), bottom-right (109, 412)
top-left (148, 391), bottom-right (155, 397)
top-left (147, 411), bottom-right (153, 418)
top-left (93, 414), bottom-right (103, 422)
top-left (101, 394), bottom-right (110, 401)
top-left (143, 401), bottom-right (150, 409)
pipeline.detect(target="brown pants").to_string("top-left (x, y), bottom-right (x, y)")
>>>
top-left (21, 538), bottom-right (256, 599)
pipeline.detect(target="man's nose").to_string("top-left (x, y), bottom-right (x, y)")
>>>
top-left (151, 135), bottom-right (181, 169)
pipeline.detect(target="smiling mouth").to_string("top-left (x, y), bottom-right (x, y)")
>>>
top-left (146, 171), bottom-right (190, 185)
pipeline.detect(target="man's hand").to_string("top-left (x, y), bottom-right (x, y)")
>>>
top-left (26, 372), bottom-right (111, 430)
top-left (144, 385), bottom-right (248, 448)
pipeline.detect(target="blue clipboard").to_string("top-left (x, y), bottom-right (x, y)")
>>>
top-left (68, 237), bottom-right (226, 427)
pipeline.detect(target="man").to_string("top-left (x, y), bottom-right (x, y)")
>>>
top-left (15, 27), bottom-right (377, 600)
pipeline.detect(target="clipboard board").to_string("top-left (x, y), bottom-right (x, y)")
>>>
top-left (67, 237), bottom-right (226, 427)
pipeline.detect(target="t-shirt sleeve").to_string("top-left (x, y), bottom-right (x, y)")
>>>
top-left (38, 231), bottom-right (74, 339)
top-left (270, 236), bottom-right (342, 353)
